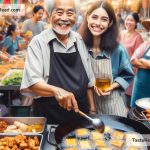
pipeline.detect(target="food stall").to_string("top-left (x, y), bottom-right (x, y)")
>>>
top-left (0, 0), bottom-right (150, 150)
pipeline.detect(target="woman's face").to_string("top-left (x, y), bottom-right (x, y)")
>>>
top-left (87, 7), bottom-right (110, 37)
top-left (12, 27), bottom-right (20, 36)
top-left (125, 15), bottom-right (137, 31)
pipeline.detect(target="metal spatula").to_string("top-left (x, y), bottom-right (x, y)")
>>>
top-left (78, 110), bottom-right (105, 133)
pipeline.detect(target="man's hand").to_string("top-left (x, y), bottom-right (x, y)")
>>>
top-left (54, 88), bottom-right (79, 112)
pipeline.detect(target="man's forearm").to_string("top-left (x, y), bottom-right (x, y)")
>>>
top-left (29, 82), bottom-right (58, 97)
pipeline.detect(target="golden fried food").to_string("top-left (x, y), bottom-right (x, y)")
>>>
top-left (146, 114), bottom-right (150, 118)
top-left (0, 135), bottom-right (39, 149)
top-left (94, 140), bottom-right (106, 147)
top-left (79, 140), bottom-right (92, 149)
top-left (65, 138), bottom-right (77, 147)
top-left (145, 109), bottom-right (150, 113)
top-left (111, 140), bottom-right (124, 148)
top-left (104, 126), bottom-right (113, 133)
top-left (75, 128), bottom-right (89, 137)
top-left (91, 131), bottom-right (104, 139)
top-left (128, 147), bottom-right (138, 150)
top-left (112, 130), bottom-right (126, 139)
top-left (100, 148), bottom-right (112, 150)
top-left (27, 124), bottom-right (43, 132)
top-left (0, 121), bottom-right (8, 132)
top-left (65, 148), bottom-right (78, 150)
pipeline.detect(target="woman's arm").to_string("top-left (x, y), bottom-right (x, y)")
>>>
top-left (1, 47), bottom-right (10, 56)
top-left (0, 51), bottom-right (9, 61)
top-left (132, 58), bottom-right (150, 69)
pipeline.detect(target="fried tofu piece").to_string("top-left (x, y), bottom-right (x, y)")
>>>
top-left (128, 147), bottom-right (138, 150)
top-left (94, 140), bottom-right (106, 147)
top-left (112, 130), bottom-right (126, 139)
top-left (104, 126), bottom-right (113, 133)
top-left (100, 148), bottom-right (112, 150)
top-left (79, 140), bottom-right (92, 149)
top-left (76, 128), bottom-right (89, 137)
top-left (111, 140), bottom-right (124, 148)
top-left (91, 131), bottom-right (104, 139)
top-left (65, 148), bottom-right (78, 150)
top-left (65, 138), bottom-right (77, 147)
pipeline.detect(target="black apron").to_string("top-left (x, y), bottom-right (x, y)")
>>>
top-left (33, 40), bottom-right (89, 124)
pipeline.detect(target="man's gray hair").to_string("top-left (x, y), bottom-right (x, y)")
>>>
top-left (44, 0), bottom-right (80, 15)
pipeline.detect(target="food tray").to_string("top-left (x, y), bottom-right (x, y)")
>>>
top-left (0, 117), bottom-right (47, 134)
top-left (0, 133), bottom-right (43, 150)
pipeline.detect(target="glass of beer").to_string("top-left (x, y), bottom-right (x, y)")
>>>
top-left (95, 77), bottom-right (111, 92)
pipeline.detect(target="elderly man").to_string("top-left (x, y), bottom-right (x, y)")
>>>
top-left (21, 0), bottom-right (95, 124)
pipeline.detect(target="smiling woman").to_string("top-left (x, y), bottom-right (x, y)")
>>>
top-left (78, 0), bottom-right (134, 116)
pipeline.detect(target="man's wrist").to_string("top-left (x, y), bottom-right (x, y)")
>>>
top-left (89, 108), bottom-right (96, 112)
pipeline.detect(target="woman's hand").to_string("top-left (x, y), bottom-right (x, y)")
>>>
top-left (94, 82), bottom-right (120, 96)
top-left (139, 58), bottom-right (150, 69)
top-left (94, 86), bottom-right (112, 96)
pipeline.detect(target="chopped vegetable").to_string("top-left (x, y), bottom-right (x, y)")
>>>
top-left (1, 70), bottom-right (23, 85)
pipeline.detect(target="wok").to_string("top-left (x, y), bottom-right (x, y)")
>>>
top-left (135, 97), bottom-right (150, 112)
top-left (48, 114), bottom-right (150, 149)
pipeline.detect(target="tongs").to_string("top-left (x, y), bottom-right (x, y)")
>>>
top-left (78, 110), bottom-right (105, 133)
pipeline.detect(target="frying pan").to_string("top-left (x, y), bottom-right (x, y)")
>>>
top-left (48, 114), bottom-right (150, 149)
top-left (135, 97), bottom-right (150, 112)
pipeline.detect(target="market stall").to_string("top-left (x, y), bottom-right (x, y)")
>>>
top-left (0, 53), bottom-right (25, 111)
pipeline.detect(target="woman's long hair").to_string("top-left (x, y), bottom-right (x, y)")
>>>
top-left (6, 24), bottom-right (16, 37)
top-left (78, 0), bottom-right (119, 53)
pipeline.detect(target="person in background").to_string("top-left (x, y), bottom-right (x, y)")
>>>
top-left (119, 12), bottom-right (144, 108)
top-left (72, 11), bottom-right (84, 31)
top-left (0, 17), bottom-right (6, 42)
top-left (78, 0), bottom-right (134, 116)
top-left (21, 0), bottom-right (95, 124)
top-left (119, 13), bottom-right (144, 58)
top-left (21, 5), bottom-right (45, 37)
top-left (116, 13), bottom-right (124, 31)
top-left (131, 41), bottom-right (150, 107)
top-left (1, 24), bottom-right (28, 56)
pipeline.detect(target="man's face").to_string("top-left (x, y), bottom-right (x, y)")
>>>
top-left (34, 9), bottom-right (44, 21)
top-left (50, 0), bottom-right (76, 35)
